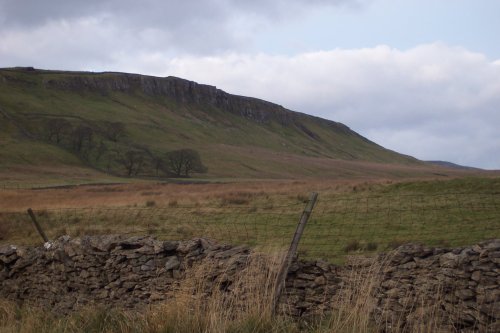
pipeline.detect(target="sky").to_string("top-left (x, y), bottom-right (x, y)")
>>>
top-left (1, 0), bottom-right (499, 169)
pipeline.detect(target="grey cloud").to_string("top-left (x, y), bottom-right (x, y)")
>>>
top-left (0, 2), bottom-right (230, 56)
top-left (228, 0), bottom-right (367, 18)
top-left (0, 0), bottom-right (358, 28)
top-left (0, 0), bottom-right (104, 27)
top-left (0, 0), bottom-right (364, 55)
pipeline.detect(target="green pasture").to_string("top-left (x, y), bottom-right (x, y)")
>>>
top-left (1, 178), bottom-right (499, 263)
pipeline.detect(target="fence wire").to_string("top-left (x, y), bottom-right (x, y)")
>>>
top-left (301, 192), bottom-right (500, 261)
top-left (0, 203), bottom-right (303, 252)
top-left (0, 192), bottom-right (499, 262)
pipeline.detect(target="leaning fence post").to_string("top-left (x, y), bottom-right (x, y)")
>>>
top-left (272, 192), bottom-right (318, 314)
top-left (27, 208), bottom-right (49, 243)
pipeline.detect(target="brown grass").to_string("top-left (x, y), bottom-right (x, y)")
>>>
top-left (3, 170), bottom-right (496, 212)
top-left (0, 179), bottom-right (399, 212)
top-left (319, 255), bottom-right (474, 333)
top-left (325, 260), bottom-right (382, 332)
top-left (156, 250), bottom-right (288, 332)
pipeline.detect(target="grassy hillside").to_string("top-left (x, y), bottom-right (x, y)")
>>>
top-left (0, 67), bottom-right (474, 184)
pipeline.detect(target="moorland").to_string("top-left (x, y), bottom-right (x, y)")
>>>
top-left (1, 67), bottom-right (499, 333)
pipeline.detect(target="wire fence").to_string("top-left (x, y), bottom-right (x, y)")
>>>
top-left (301, 192), bottom-right (499, 261)
top-left (1, 192), bottom-right (499, 262)
top-left (0, 203), bottom-right (304, 252)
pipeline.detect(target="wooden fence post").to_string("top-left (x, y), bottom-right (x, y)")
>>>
top-left (27, 208), bottom-right (49, 243)
top-left (272, 192), bottom-right (318, 314)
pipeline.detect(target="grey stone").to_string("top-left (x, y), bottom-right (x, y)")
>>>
top-left (455, 288), bottom-right (475, 300)
top-left (177, 239), bottom-right (200, 254)
top-left (296, 273), bottom-right (316, 281)
top-left (0, 244), bottom-right (17, 256)
top-left (164, 256), bottom-right (180, 271)
top-left (471, 271), bottom-right (482, 281)
top-left (162, 241), bottom-right (179, 252)
top-left (314, 276), bottom-right (326, 286)
top-left (440, 252), bottom-right (459, 268)
top-left (140, 260), bottom-right (156, 271)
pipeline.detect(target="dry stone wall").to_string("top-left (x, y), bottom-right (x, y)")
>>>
top-left (372, 241), bottom-right (500, 332)
top-left (1, 235), bottom-right (498, 332)
top-left (0, 235), bottom-right (253, 312)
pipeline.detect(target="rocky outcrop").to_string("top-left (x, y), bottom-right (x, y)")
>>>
top-left (41, 73), bottom-right (305, 125)
top-left (0, 68), bottom-right (351, 132)
top-left (1, 236), bottom-right (499, 332)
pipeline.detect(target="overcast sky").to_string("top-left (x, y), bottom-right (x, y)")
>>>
top-left (1, 0), bottom-right (499, 169)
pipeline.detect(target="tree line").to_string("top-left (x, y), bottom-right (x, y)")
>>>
top-left (119, 148), bottom-right (207, 177)
top-left (43, 118), bottom-right (207, 178)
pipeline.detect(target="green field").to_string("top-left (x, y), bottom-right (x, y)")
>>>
top-left (2, 177), bottom-right (498, 263)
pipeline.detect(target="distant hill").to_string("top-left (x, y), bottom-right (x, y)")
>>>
top-left (426, 161), bottom-right (482, 171)
top-left (0, 67), bottom-right (480, 184)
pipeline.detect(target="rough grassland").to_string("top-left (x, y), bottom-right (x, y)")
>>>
top-left (1, 67), bottom-right (485, 183)
top-left (1, 177), bottom-right (499, 263)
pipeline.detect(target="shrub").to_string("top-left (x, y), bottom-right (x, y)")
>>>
top-left (247, 206), bottom-right (258, 213)
top-left (365, 242), bottom-right (378, 251)
top-left (296, 194), bottom-right (308, 203)
top-left (219, 192), bottom-right (252, 206)
top-left (344, 240), bottom-right (361, 253)
top-left (223, 197), bottom-right (250, 205)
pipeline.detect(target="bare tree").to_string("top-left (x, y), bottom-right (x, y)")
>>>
top-left (152, 156), bottom-right (164, 177)
top-left (95, 141), bottom-right (108, 162)
top-left (165, 149), bottom-right (207, 177)
top-left (119, 150), bottom-right (145, 176)
top-left (102, 121), bottom-right (126, 142)
top-left (71, 125), bottom-right (94, 153)
top-left (47, 118), bottom-right (71, 144)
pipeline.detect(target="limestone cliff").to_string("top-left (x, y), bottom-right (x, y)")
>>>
top-left (7, 67), bottom-right (356, 135)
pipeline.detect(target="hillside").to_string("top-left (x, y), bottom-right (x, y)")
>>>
top-left (0, 67), bottom-right (474, 184)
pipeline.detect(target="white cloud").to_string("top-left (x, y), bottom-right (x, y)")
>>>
top-left (0, 16), bottom-right (120, 69)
